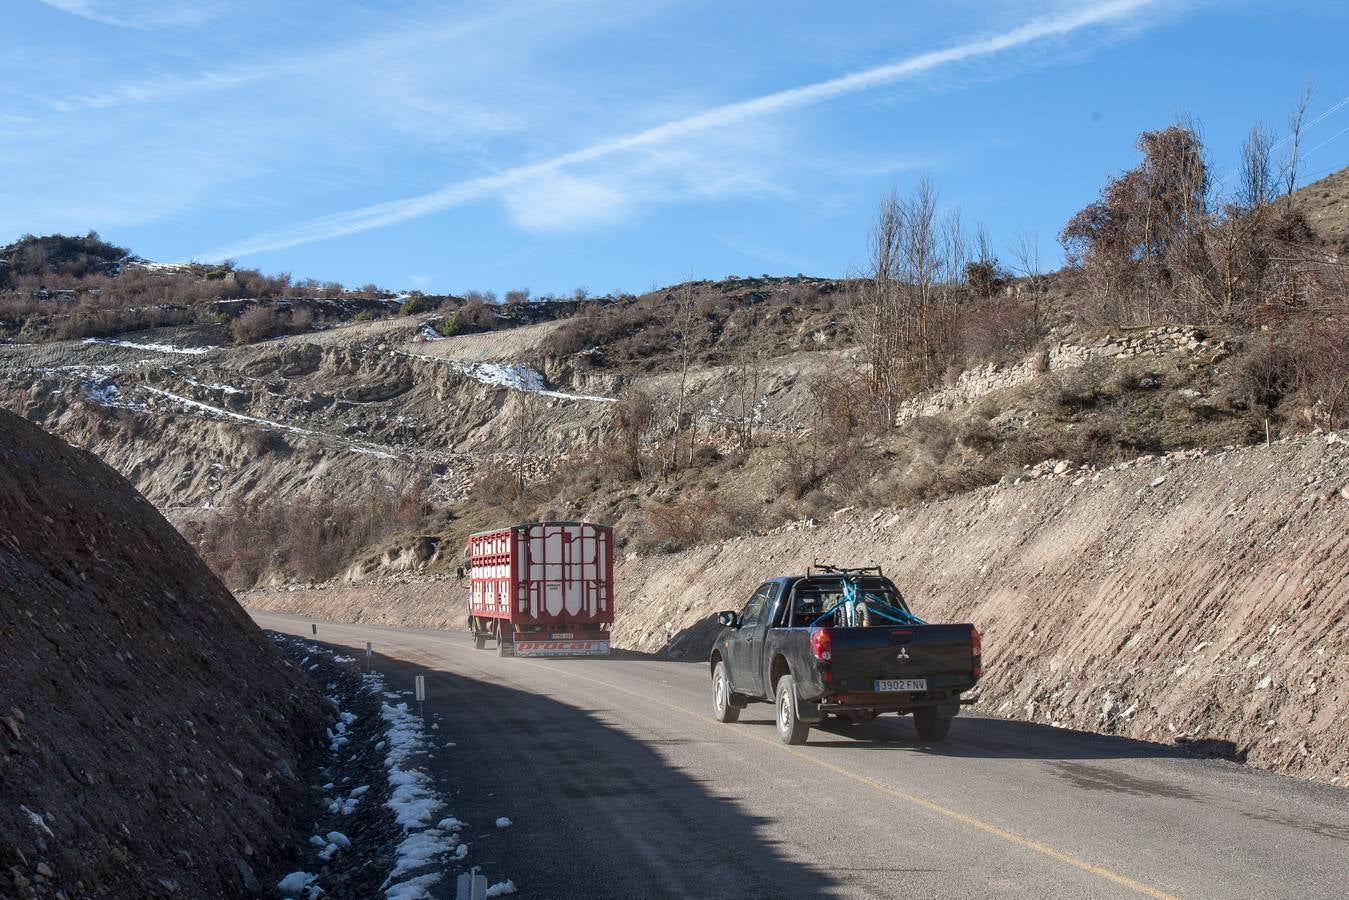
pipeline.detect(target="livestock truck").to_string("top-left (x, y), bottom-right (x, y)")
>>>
top-left (467, 521), bottom-right (615, 658)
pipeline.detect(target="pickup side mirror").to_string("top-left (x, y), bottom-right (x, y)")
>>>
top-left (717, 610), bottom-right (741, 629)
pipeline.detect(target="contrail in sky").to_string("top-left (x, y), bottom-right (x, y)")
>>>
top-left (199, 0), bottom-right (1160, 261)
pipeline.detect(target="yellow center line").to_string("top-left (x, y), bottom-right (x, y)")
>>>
top-left (467, 645), bottom-right (1178, 900)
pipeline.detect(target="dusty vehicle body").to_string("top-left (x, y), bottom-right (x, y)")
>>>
top-left (709, 567), bottom-right (981, 743)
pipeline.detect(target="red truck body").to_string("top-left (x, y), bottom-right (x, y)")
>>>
top-left (467, 521), bottom-right (614, 657)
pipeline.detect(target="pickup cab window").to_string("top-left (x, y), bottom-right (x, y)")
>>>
top-left (788, 577), bottom-right (910, 628)
top-left (740, 582), bottom-right (779, 628)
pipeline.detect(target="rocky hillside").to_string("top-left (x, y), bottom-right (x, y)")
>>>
top-left (0, 409), bottom-right (326, 896)
top-left (611, 432), bottom-right (1349, 786)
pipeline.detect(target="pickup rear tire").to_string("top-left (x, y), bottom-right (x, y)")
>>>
top-left (711, 662), bottom-right (740, 723)
top-left (775, 676), bottom-right (810, 745)
top-left (912, 707), bottom-right (951, 741)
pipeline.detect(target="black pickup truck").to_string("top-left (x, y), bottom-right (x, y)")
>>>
top-left (709, 568), bottom-right (981, 744)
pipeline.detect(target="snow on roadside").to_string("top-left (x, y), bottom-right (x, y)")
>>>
top-left (269, 634), bottom-right (517, 898)
top-left (83, 337), bottom-right (217, 355)
top-left (365, 669), bottom-right (463, 897)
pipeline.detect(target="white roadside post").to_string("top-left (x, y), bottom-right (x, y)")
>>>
top-left (365, 641), bottom-right (372, 673)
top-left (415, 674), bottom-right (426, 719)
top-left (455, 869), bottom-right (487, 900)
top-left (311, 623), bottom-right (317, 637)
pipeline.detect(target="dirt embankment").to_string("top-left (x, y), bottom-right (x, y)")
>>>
top-left (612, 434), bottom-right (1349, 785)
top-left (0, 409), bottom-right (327, 897)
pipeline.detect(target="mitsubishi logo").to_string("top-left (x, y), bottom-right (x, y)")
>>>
top-left (896, 647), bottom-right (910, 662)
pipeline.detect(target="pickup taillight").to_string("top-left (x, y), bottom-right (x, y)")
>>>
top-left (971, 627), bottom-right (983, 679)
top-left (810, 627), bottom-right (832, 662)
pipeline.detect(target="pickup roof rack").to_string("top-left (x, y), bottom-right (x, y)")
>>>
top-left (807, 561), bottom-right (884, 578)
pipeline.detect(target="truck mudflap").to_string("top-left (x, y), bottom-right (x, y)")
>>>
top-left (511, 639), bottom-right (611, 658)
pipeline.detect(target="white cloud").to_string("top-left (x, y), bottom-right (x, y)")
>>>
top-left (502, 173), bottom-right (632, 233)
top-left (37, 0), bottom-right (230, 29)
top-left (199, 0), bottom-right (1165, 260)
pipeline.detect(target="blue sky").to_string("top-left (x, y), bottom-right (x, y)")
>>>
top-left (5, 1), bottom-right (1347, 295)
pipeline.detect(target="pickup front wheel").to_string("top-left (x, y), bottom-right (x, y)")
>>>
top-left (775, 676), bottom-right (810, 745)
top-left (711, 662), bottom-right (740, 723)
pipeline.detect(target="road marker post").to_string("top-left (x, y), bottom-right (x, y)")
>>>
top-left (455, 869), bottom-right (487, 900)
top-left (365, 641), bottom-right (372, 672)
top-left (415, 674), bottom-right (426, 719)
top-left (311, 623), bottom-right (317, 637)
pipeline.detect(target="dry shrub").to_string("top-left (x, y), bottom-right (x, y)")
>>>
top-left (228, 305), bottom-right (313, 344)
top-left (230, 306), bottom-right (287, 344)
top-left (192, 485), bottom-right (426, 588)
top-left (646, 493), bottom-right (763, 551)
top-left (647, 500), bottom-right (720, 550)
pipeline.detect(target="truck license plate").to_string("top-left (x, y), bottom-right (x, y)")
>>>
top-left (875, 678), bottom-right (928, 692)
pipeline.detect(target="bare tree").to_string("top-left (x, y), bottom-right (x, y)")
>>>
top-left (857, 191), bottom-right (905, 422)
top-left (900, 178), bottom-right (941, 386)
top-left (726, 307), bottom-right (769, 455)
top-left (1011, 227), bottom-right (1046, 330)
top-left (665, 275), bottom-right (698, 476)
top-left (612, 390), bottom-right (655, 478)
top-left (1281, 85), bottom-right (1313, 206)
top-left (966, 221), bottom-right (999, 298)
top-left (512, 392), bottom-right (543, 494)
top-left (1239, 121), bottom-right (1275, 211)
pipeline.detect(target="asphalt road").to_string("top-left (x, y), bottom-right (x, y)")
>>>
top-left (252, 611), bottom-right (1349, 899)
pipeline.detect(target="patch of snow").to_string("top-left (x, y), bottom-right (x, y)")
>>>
top-left (396, 350), bottom-right (616, 403)
top-left (389, 830), bottom-right (455, 878)
top-left (385, 874), bottom-right (441, 900)
top-left (419, 324), bottom-right (445, 342)
top-left (349, 446), bottom-right (401, 460)
top-left (85, 378), bottom-right (121, 405)
top-left (83, 337), bottom-right (216, 355)
top-left (349, 784), bottom-right (370, 798)
top-left (143, 387), bottom-right (317, 436)
top-left (183, 376), bottom-right (243, 394)
top-left (495, 817), bottom-right (512, 828)
top-left (276, 871), bottom-right (317, 897)
top-left (486, 881), bottom-right (517, 897)
top-left (326, 831), bottom-right (352, 850)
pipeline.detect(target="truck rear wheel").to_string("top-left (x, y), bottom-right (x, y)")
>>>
top-left (712, 661), bottom-right (739, 724)
top-left (497, 636), bottom-right (512, 658)
top-left (473, 633), bottom-right (486, 650)
top-left (912, 707), bottom-right (952, 742)
top-left (775, 676), bottom-right (810, 745)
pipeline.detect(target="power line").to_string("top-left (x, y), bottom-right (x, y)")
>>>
top-left (1305, 122), bottom-right (1349, 158)
top-left (1273, 93), bottom-right (1349, 149)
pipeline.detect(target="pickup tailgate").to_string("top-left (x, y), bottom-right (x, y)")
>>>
top-left (827, 624), bottom-right (977, 691)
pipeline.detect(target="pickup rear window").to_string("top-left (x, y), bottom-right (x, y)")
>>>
top-left (781, 577), bottom-right (912, 628)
